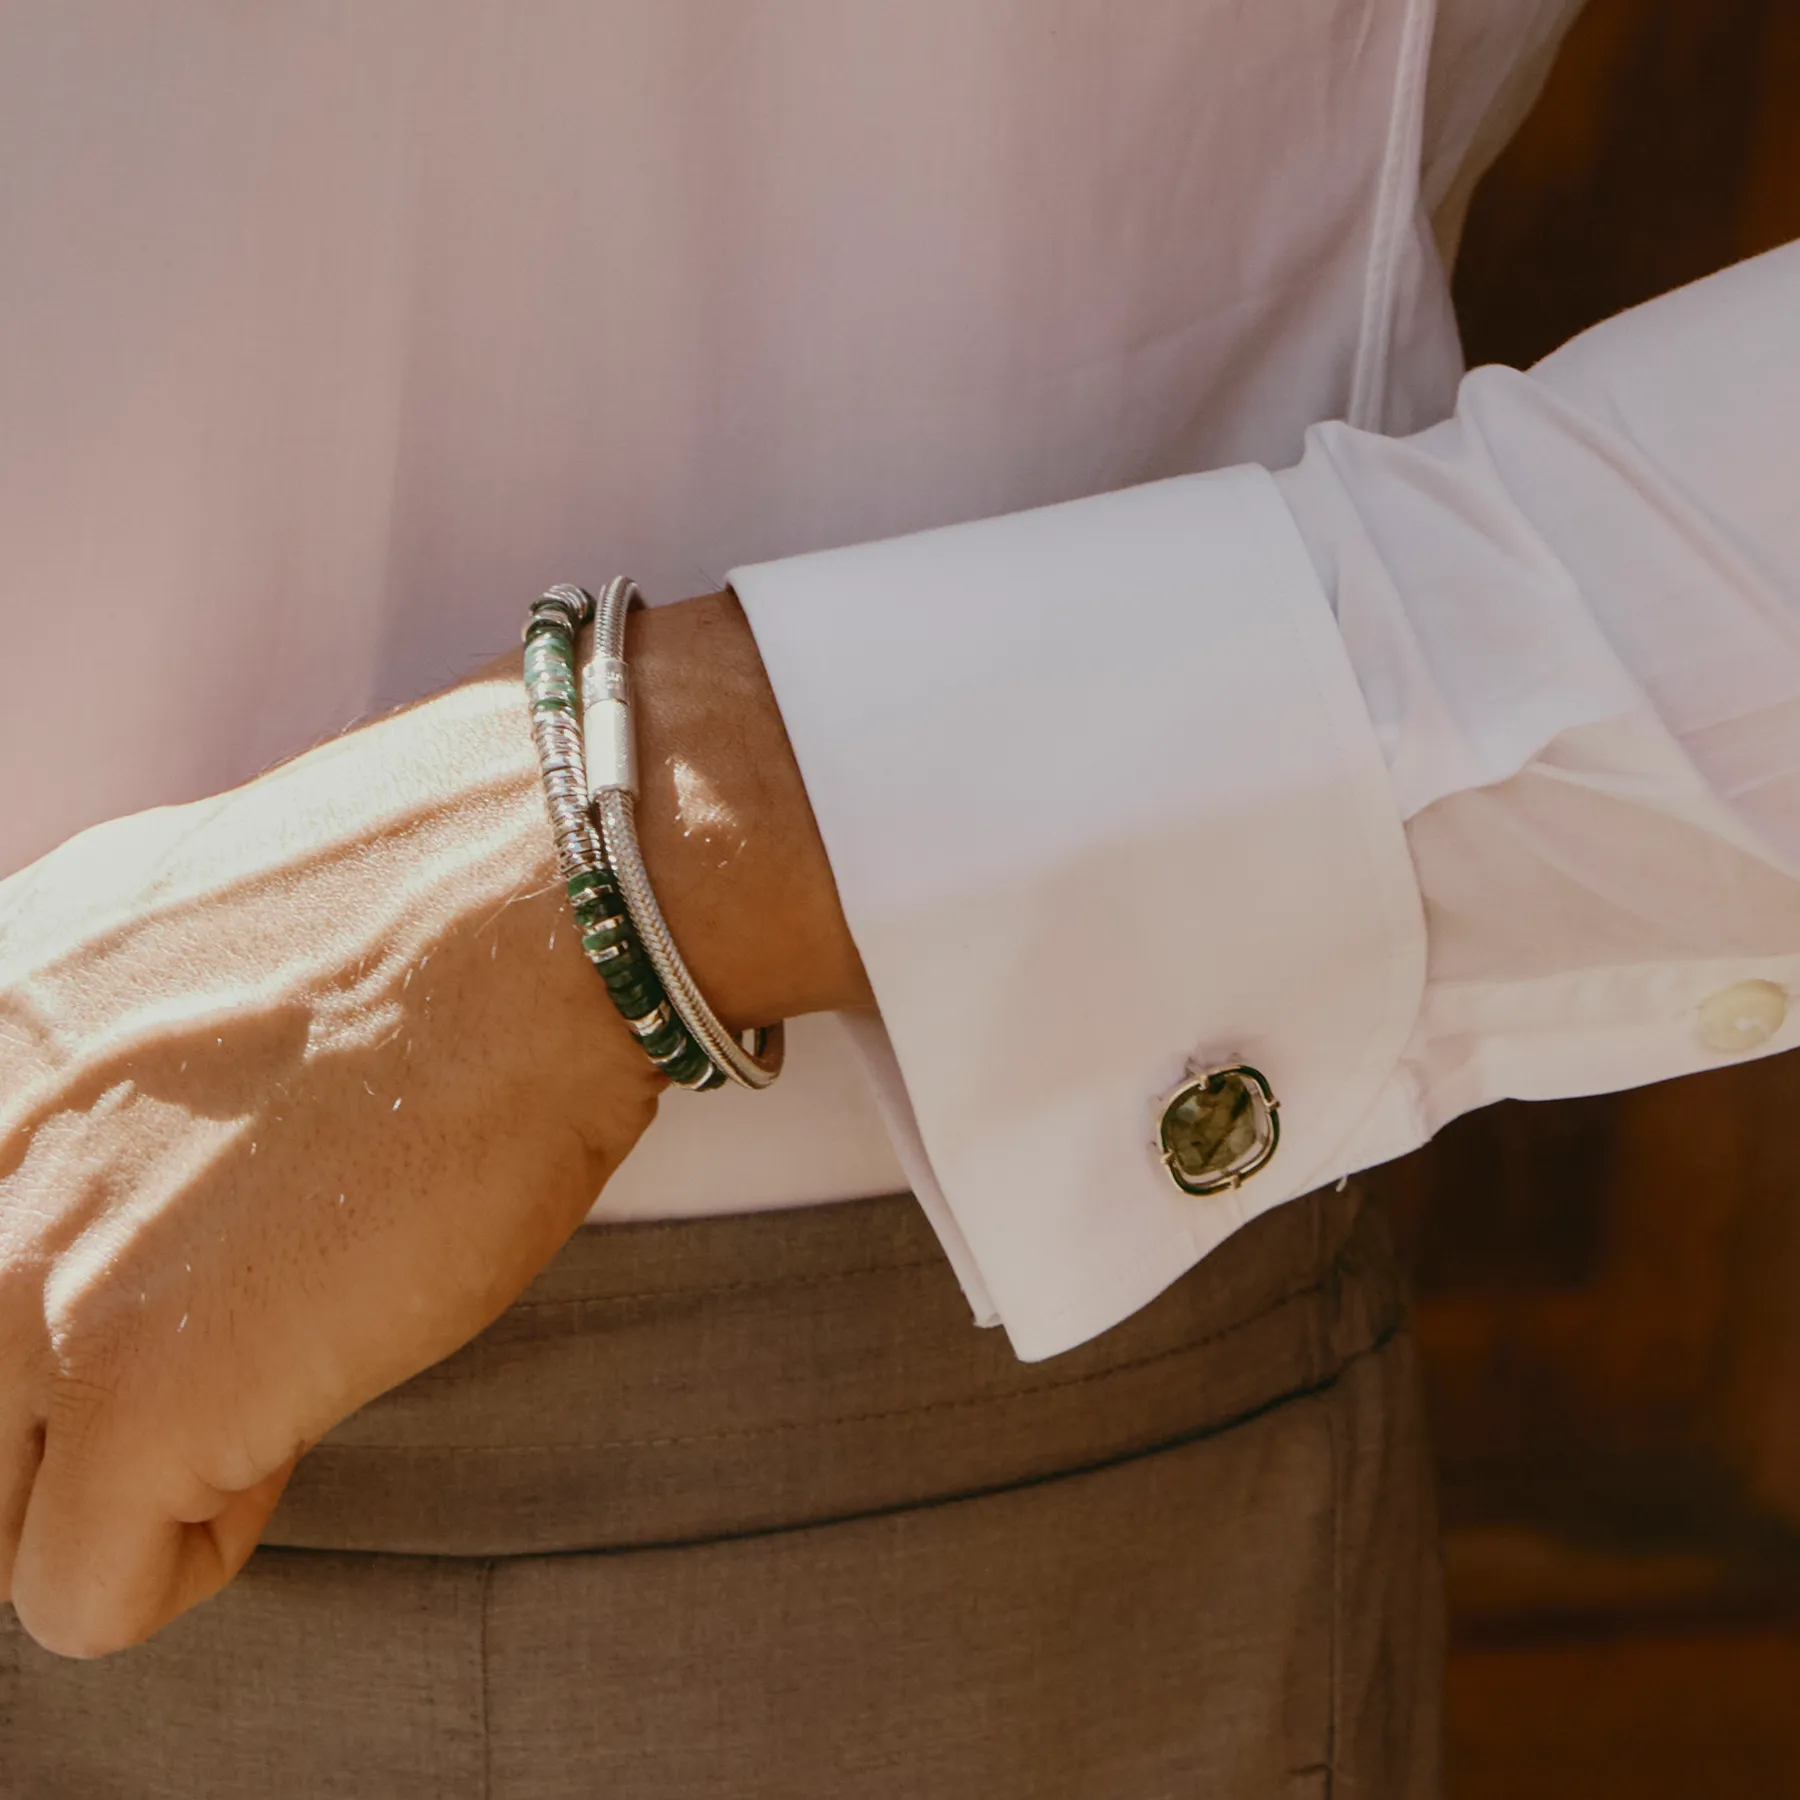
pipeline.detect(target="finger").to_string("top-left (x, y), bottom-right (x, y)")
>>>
top-left (0, 1413), bottom-right (44, 1604)
top-left (153, 1455), bottom-right (299, 1637)
top-left (13, 1466), bottom-right (189, 1660)
top-left (12, 1421), bottom-right (298, 1660)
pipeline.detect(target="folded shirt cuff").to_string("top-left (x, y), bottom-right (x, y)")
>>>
top-left (732, 467), bottom-right (1425, 1360)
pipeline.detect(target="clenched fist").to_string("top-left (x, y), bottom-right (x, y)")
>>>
top-left (0, 660), bottom-right (663, 1657)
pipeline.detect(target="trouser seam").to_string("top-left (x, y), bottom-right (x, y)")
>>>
top-left (1326, 1343), bottom-right (1346, 1796)
top-left (478, 1555), bottom-right (496, 1800)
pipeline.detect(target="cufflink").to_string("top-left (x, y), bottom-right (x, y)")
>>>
top-left (1155, 1062), bottom-right (1279, 1196)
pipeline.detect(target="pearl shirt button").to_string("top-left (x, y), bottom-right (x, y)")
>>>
top-left (1697, 979), bottom-right (1788, 1054)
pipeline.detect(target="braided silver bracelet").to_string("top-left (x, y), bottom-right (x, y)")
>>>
top-left (585, 577), bottom-right (783, 1090)
top-left (524, 580), bottom-right (784, 1092)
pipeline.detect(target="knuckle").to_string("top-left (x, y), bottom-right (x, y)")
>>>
top-left (48, 1331), bottom-right (128, 1419)
top-left (44, 1276), bottom-right (136, 1407)
top-left (0, 1254), bottom-right (49, 1362)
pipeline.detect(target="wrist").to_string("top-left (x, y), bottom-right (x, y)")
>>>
top-left (264, 666), bottom-right (649, 1154)
top-left (626, 590), bottom-right (872, 1032)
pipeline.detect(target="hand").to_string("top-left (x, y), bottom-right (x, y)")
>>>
top-left (0, 658), bottom-right (662, 1656)
top-left (0, 592), bottom-right (867, 1659)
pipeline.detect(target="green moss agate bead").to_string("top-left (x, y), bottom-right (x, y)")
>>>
top-left (596, 941), bottom-right (644, 981)
top-left (613, 988), bottom-right (662, 1023)
top-left (581, 919), bottom-right (631, 958)
top-left (571, 897), bottom-right (618, 929)
top-left (641, 1022), bottom-right (688, 1064)
top-left (603, 979), bottom-right (661, 1021)
top-left (604, 969), bottom-right (662, 1015)
top-left (660, 1039), bottom-right (715, 1087)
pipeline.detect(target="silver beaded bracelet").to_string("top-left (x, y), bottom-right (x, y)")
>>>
top-left (580, 578), bottom-right (785, 1091)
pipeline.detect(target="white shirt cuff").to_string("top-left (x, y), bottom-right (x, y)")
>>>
top-left (732, 466), bottom-right (1425, 1360)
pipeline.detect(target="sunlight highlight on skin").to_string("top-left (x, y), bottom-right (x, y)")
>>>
top-left (668, 755), bottom-right (745, 856)
top-left (32, 1093), bottom-right (244, 1343)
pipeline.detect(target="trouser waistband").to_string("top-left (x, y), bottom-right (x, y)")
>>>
top-left (266, 1183), bottom-right (1403, 1558)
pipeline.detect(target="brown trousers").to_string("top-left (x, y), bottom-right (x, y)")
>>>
top-left (1, 1184), bottom-right (1442, 1797)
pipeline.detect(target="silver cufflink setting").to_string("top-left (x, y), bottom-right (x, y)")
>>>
top-left (1155, 1061), bottom-right (1280, 1196)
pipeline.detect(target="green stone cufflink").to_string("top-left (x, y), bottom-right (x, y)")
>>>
top-left (1156, 1063), bottom-right (1280, 1196)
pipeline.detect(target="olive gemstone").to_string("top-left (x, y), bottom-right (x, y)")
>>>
top-left (1157, 1065), bottom-right (1279, 1196)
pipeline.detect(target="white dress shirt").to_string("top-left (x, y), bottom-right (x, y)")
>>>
top-left (5, 2), bottom-right (1796, 1358)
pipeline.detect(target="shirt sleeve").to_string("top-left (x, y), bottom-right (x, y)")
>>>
top-left (731, 238), bottom-right (1800, 1362)
top-left (1281, 240), bottom-right (1800, 1155)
